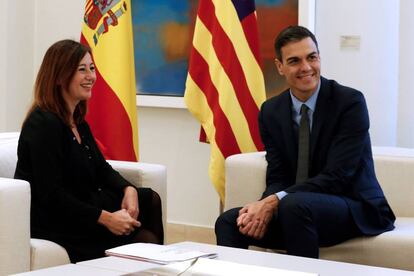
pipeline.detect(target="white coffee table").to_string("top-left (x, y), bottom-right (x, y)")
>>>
top-left (13, 242), bottom-right (414, 275)
top-left (11, 263), bottom-right (120, 275)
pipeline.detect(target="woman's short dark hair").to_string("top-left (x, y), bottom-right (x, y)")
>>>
top-left (25, 39), bottom-right (91, 126)
top-left (274, 25), bottom-right (319, 61)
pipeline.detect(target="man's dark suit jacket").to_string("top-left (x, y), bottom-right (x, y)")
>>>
top-left (258, 77), bottom-right (395, 235)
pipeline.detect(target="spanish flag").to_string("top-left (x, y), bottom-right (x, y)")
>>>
top-left (81, 0), bottom-right (138, 161)
top-left (185, 0), bottom-right (266, 202)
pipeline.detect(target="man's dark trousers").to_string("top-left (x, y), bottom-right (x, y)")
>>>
top-left (215, 192), bottom-right (360, 258)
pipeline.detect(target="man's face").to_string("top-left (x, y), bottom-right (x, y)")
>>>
top-left (275, 37), bottom-right (320, 101)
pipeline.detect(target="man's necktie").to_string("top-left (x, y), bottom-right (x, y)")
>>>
top-left (296, 104), bottom-right (310, 183)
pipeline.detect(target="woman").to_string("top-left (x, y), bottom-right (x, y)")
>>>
top-left (14, 40), bottom-right (163, 262)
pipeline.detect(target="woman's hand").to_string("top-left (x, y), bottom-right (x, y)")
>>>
top-left (98, 209), bottom-right (141, 236)
top-left (121, 186), bottom-right (139, 220)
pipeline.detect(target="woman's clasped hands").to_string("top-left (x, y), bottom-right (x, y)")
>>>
top-left (98, 208), bottom-right (141, 236)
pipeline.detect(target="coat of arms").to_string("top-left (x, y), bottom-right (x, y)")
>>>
top-left (84, 0), bottom-right (127, 45)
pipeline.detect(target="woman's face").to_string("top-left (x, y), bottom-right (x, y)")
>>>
top-left (64, 52), bottom-right (96, 105)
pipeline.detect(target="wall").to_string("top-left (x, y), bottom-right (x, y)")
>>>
top-left (33, 0), bottom-right (84, 71)
top-left (0, 0), bottom-right (35, 132)
top-left (0, 0), bottom-right (84, 131)
top-left (397, 0), bottom-right (414, 147)
top-left (138, 107), bottom-right (219, 226)
top-left (0, 0), bottom-right (7, 130)
top-left (315, 0), bottom-right (400, 146)
top-left (0, 0), bottom-right (412, 228)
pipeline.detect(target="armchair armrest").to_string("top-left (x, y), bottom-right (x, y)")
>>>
top-left (224, 152), bottom-right (267, 211)
top-left (0, 178), bottom-right (31, 275)
top-left (107, 160), bottom-right (167, 228)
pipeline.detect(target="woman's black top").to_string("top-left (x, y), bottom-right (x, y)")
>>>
top-left (14, 108), bottom-right (133, 260)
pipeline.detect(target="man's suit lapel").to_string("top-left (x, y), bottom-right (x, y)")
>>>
top-left (310, 77), bottom-right (331, 159)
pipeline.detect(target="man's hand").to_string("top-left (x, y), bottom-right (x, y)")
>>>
top-left (121, 186), bottom-right (139, 220)
top-left (236, 194), bottom-right (279, 239)
top-left (98, 209), bottom-right (141, 236)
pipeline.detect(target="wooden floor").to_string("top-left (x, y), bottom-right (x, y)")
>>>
top-left (165, 223), bottom-right (215, 245)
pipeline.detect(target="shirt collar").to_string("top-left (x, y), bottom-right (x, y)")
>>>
top-left (290, 79), bottom-right (321, 114)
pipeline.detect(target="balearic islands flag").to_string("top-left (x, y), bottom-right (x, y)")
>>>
top-left (185, 0), bottom-right (266, 202)
top-left (81, 0), bottom-right (138, 161)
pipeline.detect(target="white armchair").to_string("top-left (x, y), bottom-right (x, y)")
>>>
top-left (225, 149), bottom-right (414, 271)
top-left (0, 132), bottom-right (167, 275)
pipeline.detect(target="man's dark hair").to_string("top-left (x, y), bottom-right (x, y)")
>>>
top-left (274, 25), bottom-right (319, 61)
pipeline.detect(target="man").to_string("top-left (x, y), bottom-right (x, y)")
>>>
top-left (215, 26), bottom-right (395, 258)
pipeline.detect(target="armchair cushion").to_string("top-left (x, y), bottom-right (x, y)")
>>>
top-left (0, 132), bottom-right (20, 178)
top-left (0, 177), bottom-right (31, 275)
top-left (30, 239), bottom-right (71, 271)
top-left (107, 160), bottom-right (167, 229)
